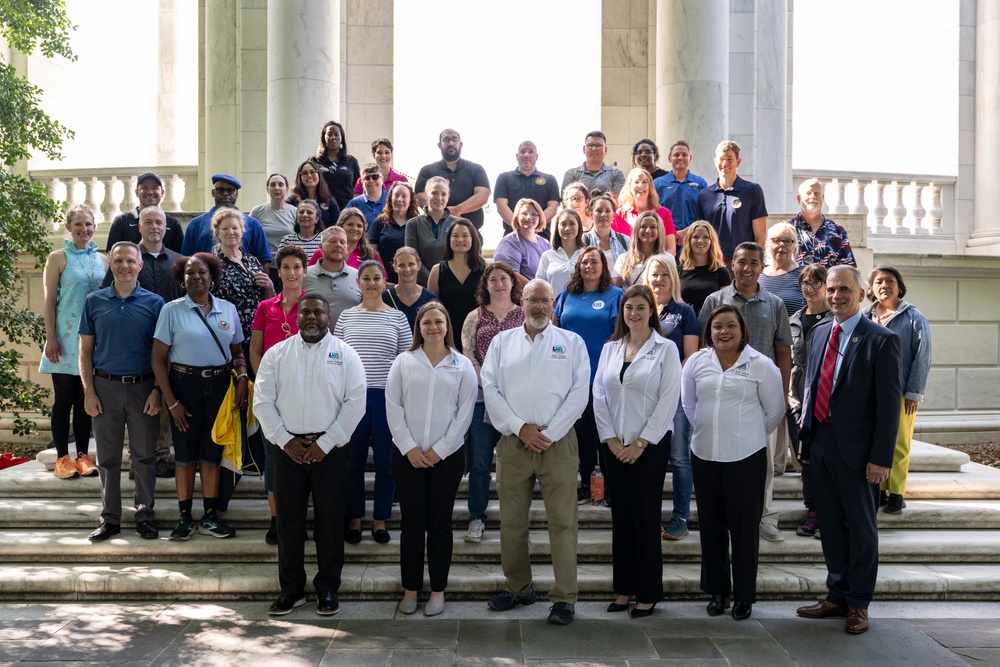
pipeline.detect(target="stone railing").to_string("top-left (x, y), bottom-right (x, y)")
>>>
top-left (28, 166), bottom-right (198, 228)
top-left (793, 170), bottom-right (956, 238)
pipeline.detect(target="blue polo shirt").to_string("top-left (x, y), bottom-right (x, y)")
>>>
top-left (153, 294), bottom-right (245, 367)
top-left (347, 190), bottom-right (388, 227)
top-left (657, 299), bottom-right (699, 362)
top-left (180, 207), bottom-right (273, 264)
top-left (79, 285), bottom-right (164, 375)
top-left (695, 176), bottom-right (768, 256)
top-left (653, 171), bottom-right (708, 231)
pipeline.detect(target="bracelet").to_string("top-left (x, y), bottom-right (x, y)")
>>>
top-left (237, 373), bottom-right (248, 380)
top-left (168, 400), bottom-right (180, 410)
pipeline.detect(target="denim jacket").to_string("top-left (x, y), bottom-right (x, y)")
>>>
top-left (862, 300), bottom-right (931, 401)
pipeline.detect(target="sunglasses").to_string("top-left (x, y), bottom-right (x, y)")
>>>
top-left (363, 174), bottom-right (381, 182)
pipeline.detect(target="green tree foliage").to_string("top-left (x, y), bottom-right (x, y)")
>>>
top-left (0, 0), bottom-right (75, 435)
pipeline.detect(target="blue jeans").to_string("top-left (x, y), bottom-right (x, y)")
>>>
top-left (467, 402), bottom-right (499, 522)
top-left (670, 397), bottom-right (693, 521)
top-left (348, 388), bottom-right (395, 521)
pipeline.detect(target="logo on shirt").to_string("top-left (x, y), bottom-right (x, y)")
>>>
top-left (218, 321), bottom-right (230, 331)
top-left (689, 182), bottom-right (699, 188)
top-left (731, 198), bottom-right (742, 209)
top-left (733, 361), bottom-right (750, 377)
top-left (551, 344), bottom-right (567, 360)
top-left (534, 176), bottom-right (547, 186)
top-left (592, 300), bottom-right (605, 310)
top-left (327, 351), bottom-right (343, 366)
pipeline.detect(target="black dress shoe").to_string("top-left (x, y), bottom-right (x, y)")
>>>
top-left (371, 526), bottom-right (391, 544)
top-left (268, 593), bottom-right (305, 615)
top-left (316, 591), bottom-right (340, 616)
top-left (607, 601), bottom-right (630, 613)
top-left (345, 529), bottom-right (362, 544)
top-left (88, 523), bottom-right (121, 541)
top-left (706, 595), bottom-right (730, 617)
top-left (878, 490), bottom-right (889, 507)
top-left (731, 602), bottom-right (752, 620)
top-left (135, 521), bottom-right (159, 540)
top-left (630, 603), bottom-right (657, 619)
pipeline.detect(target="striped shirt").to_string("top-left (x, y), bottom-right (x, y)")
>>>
top-left (278, 231), bottom-right (323, 259)
top-left (333, 307), bottom-right (412, 389)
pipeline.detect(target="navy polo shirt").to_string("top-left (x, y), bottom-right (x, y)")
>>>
top-left (494, 168), bottom-right (560, 210)
top-left (180, 207), bottom-right (273, 263)
top-left (414, 158), bottom-right (490, 229)
top-left (657, 299), bottom-right (700, 362)
top-left (79, 285), bottom-right (164, 375)
top-left (347, 190), bottom-right (388, 227)
top-left (695, 176), bottom-right (767, 256)
top-left (653, 171), bottom-right (708, 231)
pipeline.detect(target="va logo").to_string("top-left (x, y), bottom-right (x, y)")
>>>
top-left (552, 345), bottom-right (565, 354)
top-left (329, 352), bottom-right (340, 360)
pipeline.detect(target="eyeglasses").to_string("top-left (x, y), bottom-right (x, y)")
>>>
top-left (770, 238), bottom-right (796, 247)
top-left (281, 322), bottom-right (293, 339)
top-left (524, 298), bottom-right (553, 305)
top-left (585, 143), bottom-right (605, 150)
top-left (363, 174), bottom-right (381, 181)
top-left (801, 280), bottom-right (824, 290)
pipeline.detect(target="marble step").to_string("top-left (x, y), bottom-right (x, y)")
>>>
top-left (32, 438), bottom-right (972, 473)
top-left (3, 497), bottom-right (999, 531)
top-left (0, 527), bottom-right (997, 564)
top-left (4, 460), bottom-right (1000, 501)
top-left (0, 561), bottom-right (996, 601)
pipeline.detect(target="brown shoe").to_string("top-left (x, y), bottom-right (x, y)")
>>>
top-left (796, 600), bottom-right (849, 619)
top-left (845, 608), bottom-right (869, 634)
top-left (54, 455), bottom-right (79, 479)
top-left (75, 453), bottom-right (98, 477)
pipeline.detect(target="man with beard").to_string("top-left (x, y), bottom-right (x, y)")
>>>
top-left (414, 129), bottom-right (491, 231)
top-left (181, 174), bottom-right (272, 271)
top-left (482, 279), bottom-right (590, 626)
top-left (788, 179), bottom-right (856, 268)
top-left (253, 294), bottom-right (367, 616)
top-left (494, 141), bottom-right (560, 237)
top-left (105, 172), bottom-right (184, 253)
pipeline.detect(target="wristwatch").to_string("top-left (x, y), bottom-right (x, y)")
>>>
top-left (636, 439), bottom-right (646, 449)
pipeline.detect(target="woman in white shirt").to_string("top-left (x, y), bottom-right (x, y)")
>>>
top-left (593, 285), bottom-right (682, 619)
top-left (536, 209), bottom-right (584, 295)
top-left (682, 304), bottom-right (784, 622)
top-left (386, 301), bottom-right (477, 617)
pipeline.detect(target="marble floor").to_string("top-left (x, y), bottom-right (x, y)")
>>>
top-left (0, 600), bottom-right (997, 666)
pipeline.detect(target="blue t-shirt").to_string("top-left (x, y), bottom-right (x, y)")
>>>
top-left (555, 285), bottom-right (623, 382)
top-left (653, 171), bottom-right (708, 231)
top-left (79, 285), bottom-right (164, 375)
top-left (181, 208), bottom-right (273, 264)
top-left (348, 191), bottom-right (388, 227)
top-left (657, 299), bottom-right (699, 362)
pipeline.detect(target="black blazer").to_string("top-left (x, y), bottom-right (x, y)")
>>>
top-left (800, 316), bottom-right (902, 471)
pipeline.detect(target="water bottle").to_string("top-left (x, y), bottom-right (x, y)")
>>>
top-left (590, 466), bottom-right (604, 504)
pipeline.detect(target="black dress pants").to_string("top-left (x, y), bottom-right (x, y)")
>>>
top-left (605, 431), bottom-right (671, 604)
top-left (272, 442), bottom-right (350, 596)
top-left (691, 447), bottom-right (767, 603)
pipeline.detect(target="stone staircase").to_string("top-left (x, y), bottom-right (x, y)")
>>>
top-left (0, 440), bottom-right (998, 601)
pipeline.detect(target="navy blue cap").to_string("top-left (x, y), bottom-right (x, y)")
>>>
top-left (136, 172), bottom-right (163, 187)
top-left (212, 173), bottom-right (242, 189)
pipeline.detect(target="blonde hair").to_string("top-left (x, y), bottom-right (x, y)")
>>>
top-left (642, 254), bottom-right (684, 304)
top-left (679, 220), bottom-right (725, 272)
top-left (617, 168), bottom-right (660, 214)
top-left (765, 222), bottom-right (799, 266)
top-left (210, 207), bottom-right (244, 241)
top-left (619, 211), bottom-right (665, 283)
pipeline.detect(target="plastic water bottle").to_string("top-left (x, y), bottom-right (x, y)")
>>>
top-left (590, 466), bottom-right (604, 504)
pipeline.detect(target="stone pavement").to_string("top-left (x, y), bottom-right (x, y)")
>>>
top-left (0, 600), bottom-right (997, 666)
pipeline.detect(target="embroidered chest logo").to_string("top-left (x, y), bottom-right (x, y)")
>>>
top-left (328, 351), bottom-right (343, 366)
top-left (218, 321), bottom-right (230, 330)
top-left (551, 344), bottom-right (567, 360)
top-left (732, 361), bottom-right (750, 377)
top-left (534, 176), bottom-right (547, 186)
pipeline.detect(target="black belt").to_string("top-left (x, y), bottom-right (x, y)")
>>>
top-left (170, 363), bottom-right (229, 378)
top-left (94, 369), bottom-right (153, 384)
top-left (289, 432), bottom-right (325, 440)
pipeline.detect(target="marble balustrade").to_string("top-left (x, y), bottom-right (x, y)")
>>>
top-left (28, 167), bottom-right (197, 228)
top-left (793, 170), bottom-right (955, 238)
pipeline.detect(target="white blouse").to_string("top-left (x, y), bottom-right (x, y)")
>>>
top-left (593, 332), bottom-right (682, 447)
top-left (385, 347), bottom-right (478, 460)
top-left (681, 344), bottom-right (784, 463)
top-left (536, 247), bottom-right (583, 296)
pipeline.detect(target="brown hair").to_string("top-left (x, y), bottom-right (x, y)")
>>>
top-left (377, 181), bottom-right (420, 228)
top-left (566, 246), bottom-right (612, 294)
top-left (336, 207), bottom-right (376, 261)
top-left (408, 301), bottom-right (456, 351)
top-left (551, 209), bottom-right (584, 252)
top-left (609, 284), bottom-right (663, 342)
top-left (475, 261), bottom-right (522, 306)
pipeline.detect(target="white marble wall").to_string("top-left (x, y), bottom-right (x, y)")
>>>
top-left (969, 0), bottom-right (1000, 254)
top-left (728, 0), bottom-right (755, 179)
top-left (655, 0), bottom-right (729, 181)
top-left (602, 0), bottom-right (651, 171)
top-left (754, 0), bottom-right (789, 213)
top-left (239, 0), bottom-right (267, 199)
top-left (954, 0), bottom-right (976, 251)
top-left (267, 0), bottom-right (340, 179)
top-left (203, 0), bottom-right (239, 209)
top-left (343, 0), bottom-right (393, 159)
top-left (157, 0), bottom-right (181, 166)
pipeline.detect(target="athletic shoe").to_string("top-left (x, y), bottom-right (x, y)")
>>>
top-left (797, 510), bottom-right (819, 537)
top-left (548, 602), bottom-right (575, 625)
top-left (465, 519), bottom-right (485, 543)
top-left (198, 512), bottom-right (236, 538)
top-left (55, 455), bottom-right (79, 479)
top-left (759, 522), bottom-right (784, 542)
top-left (170, 514), bottom-right (196, 541)
top-left (488, 585), bottom-right (536, 611)
top-left (661, 516), bottom-right (689, 541)
top-left (74, 453), bottom-right (98, 477)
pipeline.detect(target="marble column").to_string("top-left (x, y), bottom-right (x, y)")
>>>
top-left (267, 0), bottom-right (340, 179)
top-left (969, 0), bottom-right (1000, 253)
top-left (157, 0), bottom-right (182, 166)
top-left (655, 0), bottom-right (728, 182)
top-left (754, 0), bottom-right (789, 215)
top-left (204, 0), bottom-right (239, 208)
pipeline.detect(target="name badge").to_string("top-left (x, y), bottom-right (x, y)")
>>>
top-left (592, 300), bottom-right (605, 310)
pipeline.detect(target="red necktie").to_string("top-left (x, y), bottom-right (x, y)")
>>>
top-left (813, 324), bottom-right (842, 423)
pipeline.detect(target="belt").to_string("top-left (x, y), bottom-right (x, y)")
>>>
top-left (289, 432), bottom-right (325, 441)
top-left (170, 363), bottom-right (229, 378)
top-left (94, 369), bottom-right (154, 384)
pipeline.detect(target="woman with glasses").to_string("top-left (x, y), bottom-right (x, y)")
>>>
top-left (562, 181), bottom-right (593, 233)
top-left (630, 139), bottom-right (668, 180)
top-left (249, 244), bottom-right (309, 545)
top-left (759, 223), bottom-right (804, 318)
top-left (288, 160), bottom-right (341, 229)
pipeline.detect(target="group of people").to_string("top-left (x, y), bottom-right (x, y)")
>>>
top-left (38, 122), bottom-right (931, 634)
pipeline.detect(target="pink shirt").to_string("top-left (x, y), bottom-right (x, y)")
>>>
top-left (252, 291), bottom-right (304, 354)
top-left (612, 205), bottom-right (677, 237)
top-left (352, 168), bottom-right (409, 195)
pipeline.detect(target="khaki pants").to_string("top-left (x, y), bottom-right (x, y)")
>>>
top-left (496, 430), bottom-right (579, 604)
top-left (761, 419), bottom-right (789, 528)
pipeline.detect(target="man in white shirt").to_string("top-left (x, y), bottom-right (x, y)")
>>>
top-left (481, 279), bottom-right (590, 626)
top-left (301, 226), bottom-right (361, 331)
top-left (253, 294), bottom-right (367, 617)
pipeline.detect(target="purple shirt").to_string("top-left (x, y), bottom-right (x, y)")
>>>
top-left (493, 233), bottom-right (552, 281)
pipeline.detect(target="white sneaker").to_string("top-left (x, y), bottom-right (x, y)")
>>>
top-left (759, 522), bottom-right (784, 542)
top-left (464, 519), bottom-right (485, 543)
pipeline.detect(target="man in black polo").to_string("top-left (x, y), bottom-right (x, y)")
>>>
top-left (80, 242), bottom-right (165, 541)
top-left (414, 128), bottom-right (490, 231)
top-left (105, 172), bottom-right (184, 253)
top-left (494, 141), bottom-right (560, 237)
top-left (101, 205), bottom-right (183, 478)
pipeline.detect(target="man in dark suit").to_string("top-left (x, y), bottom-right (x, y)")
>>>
top-left (795, 265), bottom-right (901, 635)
